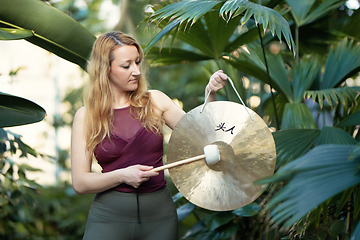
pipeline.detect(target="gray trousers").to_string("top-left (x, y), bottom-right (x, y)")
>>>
top-left (83, 187), bottom-right (178, 240)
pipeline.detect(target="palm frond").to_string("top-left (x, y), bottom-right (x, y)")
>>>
top-left (144, 47), bottom-right (212, 66)
top-left (291, 55), bottom-right (322, 103)
top-left (273, 129), bottom-right (320, 168)
top-left (260, 144), bottom-right (360, 227)
top-left (220, 0), bottom-right (295, 51)
top-left (321, 38), bottom-right (360, 89)
top-left (286, 0), bottom-right (345, 27)
top-left (281, 103), bottom-right (317, 130)
top-left (147, 0), bottom-right (295, 53)
top-left (336, 110), bottom-right (360, 128)
top-left (149, 0), bottom-right (222, 24)
top-left (145, 3), bottom-right (241, 58)
top-left (305, 86), bottom-right (360, 109)
top-left (317, 126), bottom-right (358, 145)
top-left (342, 8), bottom-right (360, 40)
top-left (228, 44), bottom-right (291, 97)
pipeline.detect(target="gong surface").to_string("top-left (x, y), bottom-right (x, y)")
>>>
top-left (167, 101), bottom-right (276, 211)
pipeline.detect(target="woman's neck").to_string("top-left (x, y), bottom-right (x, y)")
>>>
top-left (112, 91), bottom-right (131, 109)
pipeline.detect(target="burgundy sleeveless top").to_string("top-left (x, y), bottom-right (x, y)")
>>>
top-left (94, 106), bottom-right (166, 193)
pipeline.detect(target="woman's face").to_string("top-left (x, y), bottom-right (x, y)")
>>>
top-left (108, 45), bottom-right (141, 94)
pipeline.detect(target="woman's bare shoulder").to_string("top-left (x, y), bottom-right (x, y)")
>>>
top-left (148, 90), bottom-right (173, 111)
top-left (73, 106), bottom-right (86, 124)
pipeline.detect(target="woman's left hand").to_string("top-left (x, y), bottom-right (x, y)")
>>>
top-left (206, 70), bottom-right (228, 94)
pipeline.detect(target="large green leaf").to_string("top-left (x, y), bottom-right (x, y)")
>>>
top-left (204, 5), bottom-right (242, 58)
top-left (317, 126), bottom-right (358, 145)
top-left (286, 0), bottom-right (345, 27)
top-left (273, 129), bottom-right (320, 168)
top-left (147, 0), bottom-right (295, 53)
top-left (220, 0), bottom-right (295, 51)
top-left (281, 103), bottom-right (317, 130)
top-left (228, 44), bottom-right (290, 96)
top-left (0, 0), bottom-right (96, 70)
top-left (146, 4), bottom-right (242, 59)
top-left (0, 92), bottom-right (46, 128)
top-left (0, 27), bottom-right (33, 40)
top-left (342, 8), bottom-right (360, 40)
top-left (259, 144), bottom-right (360, 227)
top-left (291, 55), bottom-right (321, 103)
top-left (321, 38), bottom-right (360, 89)
top-left (145, 47), bottom-right (212, 65)
top-left (204, 212), bottom-right (236, 231)
top-left (336, 109), bottom-right (360, 128)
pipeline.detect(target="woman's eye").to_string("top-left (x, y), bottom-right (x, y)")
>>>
top-left (122, 65), bottom-right (130, 69)
top-left (136, 61), bottom-right (141, 65)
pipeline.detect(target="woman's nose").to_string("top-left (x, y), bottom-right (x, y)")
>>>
top-left (132, 63), bottom-right (141, 75)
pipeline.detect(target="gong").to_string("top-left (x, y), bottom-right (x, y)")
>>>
top-left (166, 101), bottom-right (276, 211)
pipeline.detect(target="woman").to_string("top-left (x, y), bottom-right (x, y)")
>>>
top-left (71, 31), bottom-right (227, 240)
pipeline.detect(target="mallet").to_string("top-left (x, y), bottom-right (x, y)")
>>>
top-left (151, 145), bottom-right (220, 172)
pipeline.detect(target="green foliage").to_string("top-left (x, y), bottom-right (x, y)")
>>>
top-left (0, 28), bottom-right (33, 40)
top-left (0, 0), bottom-right (96, 70)
top-left (145, 0), bottom-right (295, 53)
top-left (0, 128), bottom-right (92, 239)
top-left (257, 144), bottom-right (360, 239)
top-left (0, 129), bottom-right (42, 239)
top-left (0, 92), bottom-right (46, 128)
top-left (286, 0), bottom-right (345, 27)
top-left (1, 0), bottom-right (360, 239)
top-left (173, 192), bottom-right (277, 240)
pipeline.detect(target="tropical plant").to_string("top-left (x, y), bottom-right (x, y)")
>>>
top-left (0, 128), bottom-right (42, 239)
top-left (1, 0), bottom-right (360, 239)
top-left (142, 0), bottom-right (360, 239)
top-left (0, 0), bottom-right (96, 71)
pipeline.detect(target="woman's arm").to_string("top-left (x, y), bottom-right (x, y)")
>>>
top-left (70, 107), bottom-right (159, 195)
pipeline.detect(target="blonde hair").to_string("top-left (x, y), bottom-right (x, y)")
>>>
top-left (83, 31), bottom-right (163, 157)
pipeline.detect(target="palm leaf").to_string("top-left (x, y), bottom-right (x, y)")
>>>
top-left (286, 0), bottom-right (345, 27)
top-left (0, 0), bottom-right (96, 70)
top-left (147, 0), bottom-right (295, 52)
top-left (146, 3), bottom-right (242, 59)
top-left (259, 144), bottom-right (360, 227)
top-left (220, 0), bottom-right (294, 51)
top-left (342, 8), bottom-right (360, 40)
top-left (291, 55), bottom-right (321, 103)
top-left (336, 110), bottom-right (360, 128)
top-left (321, 38), bottom-right (360, 89)
top-left (305, 86), bottom-right (360, 109)
top-left (223, 22), bottom-right (260, 52)
top-left (0, 27), bottom-right (33, 40)
top-left (317, 126), bottom-right (358, 145)
top-left (0, 92), bottom-right (46, 128)
top-left (281, 103), bottom-right (317, 130)
top-left (145, 47), bottom-right (212, 65)
top-left (228, 44), bottom-right (291, 97)
top-left (273, 129), bottom-right (320, 168)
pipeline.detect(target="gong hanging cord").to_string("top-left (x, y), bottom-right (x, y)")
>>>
top-left (201, 77), bottom-right (254, 121)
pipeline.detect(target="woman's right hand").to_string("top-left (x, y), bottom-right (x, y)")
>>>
top-left (119, 165), bottom-right (159, 188)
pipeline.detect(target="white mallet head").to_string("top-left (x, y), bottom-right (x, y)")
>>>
top-left (203, 145), bottom-right (220, 165)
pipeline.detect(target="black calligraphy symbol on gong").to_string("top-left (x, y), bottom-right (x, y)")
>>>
top-left (215, 122), bottom-right (235, 134)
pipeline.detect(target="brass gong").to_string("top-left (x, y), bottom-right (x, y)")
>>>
top-left (166, 101), bottom-right (276, 211)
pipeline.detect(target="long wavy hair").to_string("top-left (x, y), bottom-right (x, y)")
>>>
top-left (83, 31), bottom-right (164, 157)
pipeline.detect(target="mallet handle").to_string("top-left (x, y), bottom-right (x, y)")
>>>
top-left (151, 154), bottom-right (205, 172)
